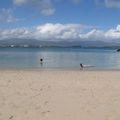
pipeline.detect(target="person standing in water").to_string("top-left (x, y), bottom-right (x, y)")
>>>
top-left (40, 58), bottom-right (43, 64)
top-left (80, 63), bottom-right (84, 70)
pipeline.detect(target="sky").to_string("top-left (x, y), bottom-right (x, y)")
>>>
top-left (0, 0), bottom-right (120, 42)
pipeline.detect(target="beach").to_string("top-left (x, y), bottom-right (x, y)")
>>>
top-left (0, 70), bottom-right (120, 120)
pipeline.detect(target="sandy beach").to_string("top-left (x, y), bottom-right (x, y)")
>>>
top-left (0, 70), bottom-right (120, 120)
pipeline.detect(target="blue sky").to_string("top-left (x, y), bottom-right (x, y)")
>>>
top-left (0, 0), bottom-right (120, 42)
top-left (0, 0), bottom-right (120, 28)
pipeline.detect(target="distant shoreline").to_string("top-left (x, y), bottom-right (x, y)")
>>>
top-left (0, 46), bottom-right (118, 49)
top-left (0, 67), bottom-right (120, 71)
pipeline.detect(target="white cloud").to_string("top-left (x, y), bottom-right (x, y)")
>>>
top-left (80, 29), bottom-right (105, 40)
top-left (105, 0), bottom-right (120, 8)
top-left (13, 0), bottom-right (27, 6)
top-left (41, 8), bottom-right (55, 16)
top-left (95, 0), bottom-right (120, 8)
top-left (0, 23), bottom-right (88, 40)
top-left (33, 23), bottom-right (85, 40)
top-left (0, 23), bottom-right (120, 42)
top-left (0, 28), bottom-right (30, 39)
top-left (0, 8), bottom-right (21, 23)
top-left (12, 0), bottom-right (82, 16)
top-left (13, 0), bottom-right (55, 16)
top-left (84, 0), bottom-right (120, 8)
top-left (105, 25), bottom-right (120, 39)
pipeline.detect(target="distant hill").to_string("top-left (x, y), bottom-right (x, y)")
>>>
top-left (0, 38), bottom-right (120, 48)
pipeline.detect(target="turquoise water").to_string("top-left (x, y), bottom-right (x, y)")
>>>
top-left (0, 47), bottom-right (119, 70)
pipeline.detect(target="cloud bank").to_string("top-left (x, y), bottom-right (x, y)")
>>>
top-left (0, 23), bottom-right (120, 43)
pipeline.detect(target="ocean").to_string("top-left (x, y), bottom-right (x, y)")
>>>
top-left (0, 47), bottom-right (119, 70)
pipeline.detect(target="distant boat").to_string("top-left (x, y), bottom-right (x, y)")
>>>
top-left (117, 49), bottom-right (120, 52)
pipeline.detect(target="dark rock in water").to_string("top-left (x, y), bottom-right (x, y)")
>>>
top-left (117, 49), bottom-right (120, 52)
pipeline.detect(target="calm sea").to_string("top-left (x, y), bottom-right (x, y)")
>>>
top-left (0, 47), bottom-right (119, 70)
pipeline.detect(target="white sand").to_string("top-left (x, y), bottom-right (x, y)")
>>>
top-left (0, 70), bottom-right (120, 120)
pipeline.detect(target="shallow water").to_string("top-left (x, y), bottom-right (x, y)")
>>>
top-left (0, 47), bottom-right (119, 70)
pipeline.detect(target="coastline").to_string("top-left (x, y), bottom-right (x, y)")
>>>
top-left (0, 70), bottom-right (120, 120)
top-left (1, 67), bottom-right (120, 71)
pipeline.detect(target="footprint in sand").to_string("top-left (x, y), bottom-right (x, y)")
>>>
top-left (44, 101), bottom-right (49, 105)
top-left (41, 111), bottom-right (51, 116)
top-left (9, 115), bottom-right (13, 119)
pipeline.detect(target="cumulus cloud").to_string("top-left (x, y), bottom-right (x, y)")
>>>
top-left (0, 23), bottom-right (89, 40)
top-left (13, 0), bottom-right (55, 16)
top-left (0, 8), bottom-right (21, 23)
top-left (105, 25), bottom-right (120, 39)
top-left (80, 29), bottom-right (105, 41)
top-left (0, 23), bottom-right (120, 42)
top-left (34, 23), bottom-right (89, 40)
top-left (0, 28), bottom-right (30, 39)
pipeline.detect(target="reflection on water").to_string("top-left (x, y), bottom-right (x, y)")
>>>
top-left (0, 48), bottom-right (119, 70)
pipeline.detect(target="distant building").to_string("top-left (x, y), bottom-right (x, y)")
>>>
top-left (23, 45), bottom-right (29, 48)
top-left (10, 45), bottom-right (15, 48)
